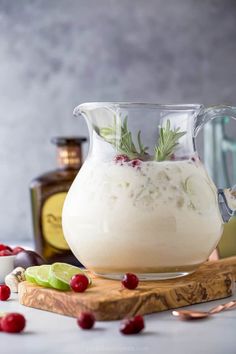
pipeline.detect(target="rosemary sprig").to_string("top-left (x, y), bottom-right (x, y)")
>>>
top-left (99, 116), bottom-right (148, 160)
top-left (154, 120), bottom-right (186, 161)
top-left (98, 116), bottom-right (185, 161)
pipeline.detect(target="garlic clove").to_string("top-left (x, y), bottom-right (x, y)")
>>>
top-left (4, 267), bottom-right (26, 293)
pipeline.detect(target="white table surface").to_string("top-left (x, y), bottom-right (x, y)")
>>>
top-left (0, 291), bottom-right (236, 354)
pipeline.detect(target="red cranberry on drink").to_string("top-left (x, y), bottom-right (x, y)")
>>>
top-left (122, 273), bottom-right (139, 290)
top-left (0, 250), bottom-right (13, 256)
top-left (0, 285), bottom-right (11, 301)
top-left (120, 315), bottom-right (145, 335)
top-left (12, 247), bottom-right (25, 255)
top-left (113, 154), bottom-right (129, 164)
top-left (0, 244), bottom-right (12, 252)
top-left (1, 313), bottom-right (26, 333)
top-left (129, 159), bottom-right (142, 168)
top-left (77, 312), bottom-right (95, 330)
top-left (70, 274), bottom-right (89, 293)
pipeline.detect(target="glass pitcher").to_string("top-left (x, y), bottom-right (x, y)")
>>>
top-left (62, 103), bottom-right (236, 280)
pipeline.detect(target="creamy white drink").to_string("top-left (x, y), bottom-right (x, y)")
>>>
top-left (62, 157), bottom-right (223, 279)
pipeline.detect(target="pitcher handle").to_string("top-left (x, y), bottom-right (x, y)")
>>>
top-left (195, 105), bottom-right (236, 222)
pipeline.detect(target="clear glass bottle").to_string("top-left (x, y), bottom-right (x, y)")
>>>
top-left (30, 137), bottom-right (87, 265)
top-left (204, 118), bottom-right (236, 258)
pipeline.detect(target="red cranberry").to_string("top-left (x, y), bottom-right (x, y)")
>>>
top-left (77, 312), bottom-right (95, 330)
top-left (0, 244), bottom-right (12, 252)
top-left (120, 315), bottom-right (145, 335)
top-left (12, 247), bottom-right (25, 255)
top-left (122, 273), bottom-right (139, 290)
top-left (1, 313), bottom-right (26, 333)
top-left (0, 285), bottom-right (11, 301)
top-left (0, 317), bottom-right (3, 331)
top-left (120, 319), bottom-right (135, 335)
top-left (0, 250), bottom-right (13, 256)
top-left (129, 159), bottom-right (142, 168)
top-left (132, 315), bottom-right (145, 333)
top-left (70, 274), bottom-right (89, 293)
top-left (113, 154), bottom-right (129, 164)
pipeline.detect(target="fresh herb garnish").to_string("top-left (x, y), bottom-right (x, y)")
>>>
top-left (98, 117), bottom-right (185, 162)
top-left (154, 120), bottom-right (186, 161)
top-left (99, 116), bottom-right (148, 160)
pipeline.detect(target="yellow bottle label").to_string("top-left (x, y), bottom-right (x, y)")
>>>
top-left (42, 192), bottom-right (70, 250)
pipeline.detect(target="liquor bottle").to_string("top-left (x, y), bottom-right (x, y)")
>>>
top-left (30, 137), bottom-right (87, 265)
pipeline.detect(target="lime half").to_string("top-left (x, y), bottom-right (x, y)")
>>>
top-left (35, 265), bottom-right (52, 288)
top-left (25, 266), bottom-right (39, 284)
top-left (48, 263), bottom-right (91, 291)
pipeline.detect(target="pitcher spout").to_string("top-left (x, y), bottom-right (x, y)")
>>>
top-left (73, 102), bottom-right (120, 131)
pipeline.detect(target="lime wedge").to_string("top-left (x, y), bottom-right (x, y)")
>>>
top-left (25, 266), bottom-right (39, 284)
top-left (35, 265), bottom-right (52, 288)
top-left (48, 263), bottom-right (91, 291)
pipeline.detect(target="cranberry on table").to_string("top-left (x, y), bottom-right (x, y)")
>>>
top-left (1, 313), bottom-right (26, 333)
top-left (132, 315), bottom-right (145, 333)
top-left (121, 273), bottom-right (139, 290)
top-left (120, 319), bottom-right (135, 335)
top-left (120, 315), bottom-right (145, 335)
top-left (12, 247), bottom-right (25, 255)
top-left (0, 285), bottom-right (11, 301)
top-left (77, 312), bottom-right (95, 330)
top-left (70, 274), bottom-right (89, 293)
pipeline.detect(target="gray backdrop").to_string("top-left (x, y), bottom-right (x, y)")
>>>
top-left (0, 0), bottom-right (236, 242)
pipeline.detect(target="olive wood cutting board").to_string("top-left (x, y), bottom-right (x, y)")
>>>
top-left (18, 257), bottom-right (236, 321)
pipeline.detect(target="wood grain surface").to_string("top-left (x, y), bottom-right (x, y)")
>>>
top-left (18, 257), bottom-right (236, 321)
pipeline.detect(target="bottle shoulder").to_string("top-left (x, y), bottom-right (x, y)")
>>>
top-left (30, 168), bottom-right (79, 188)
